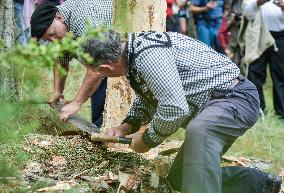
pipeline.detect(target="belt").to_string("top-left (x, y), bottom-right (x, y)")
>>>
top-left (211, 77), bottom-right (241, 99)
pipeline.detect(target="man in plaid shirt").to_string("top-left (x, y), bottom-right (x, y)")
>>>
top-left (30, 0), bottom-right (113, 127)
top-left (81, 31), bottom-right (282, 193)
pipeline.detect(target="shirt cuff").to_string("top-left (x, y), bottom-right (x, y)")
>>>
top-left (143, 128), bottom-right (166, 148)
top-left (122, 116), bottom-right (141, 133)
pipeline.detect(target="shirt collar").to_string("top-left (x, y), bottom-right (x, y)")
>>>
top-left (126, 33), bottom-right (136, 74)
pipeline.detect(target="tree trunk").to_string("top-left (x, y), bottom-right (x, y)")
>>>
top-left (103, 0), bottom-right (166, 129)
top-left (0, 0), bottom-right (19, 101)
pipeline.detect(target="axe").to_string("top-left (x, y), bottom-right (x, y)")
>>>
top-left (53, 103), bottom-right (132, 145)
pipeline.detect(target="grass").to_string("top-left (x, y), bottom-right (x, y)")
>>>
top-left (226, 74), bottom-right (284, 173)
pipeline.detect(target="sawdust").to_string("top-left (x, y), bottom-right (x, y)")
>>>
top-left (21, 134), bottom-right (172, 192)
top-left (1, 133), bottom-right (279, 192)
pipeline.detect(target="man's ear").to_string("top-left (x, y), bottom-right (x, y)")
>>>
top-left (55, 13), bottom-right (64, 22)
top-left (98, 64), bottom-right (113, 72)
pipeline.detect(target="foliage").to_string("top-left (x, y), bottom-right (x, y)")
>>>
top-left (0, 25), bottom-right (107, 97)
top-left (0, 24), bottom-right (109, 189)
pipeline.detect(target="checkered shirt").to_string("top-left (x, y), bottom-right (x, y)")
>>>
top-left (123, 32), bottom-right (240, 148)
top-left (56, 0), bottom-right (113, 64)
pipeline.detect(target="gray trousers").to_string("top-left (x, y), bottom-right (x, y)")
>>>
top-left (167, 77), bottom-right (263, 193)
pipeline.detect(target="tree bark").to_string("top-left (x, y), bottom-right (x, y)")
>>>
top-left (0, 0), bottom-right (19, 101)
top-left (103, 0), bottom-right (166, 129)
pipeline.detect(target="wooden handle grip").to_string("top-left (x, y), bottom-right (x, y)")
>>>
top-left (91, 133), bottom-right (132, 144)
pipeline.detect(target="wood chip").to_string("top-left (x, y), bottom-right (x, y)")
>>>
top-left (36, 179), bottom-right (76, 192)
top-left (49, 155), bottom-right (67, 168)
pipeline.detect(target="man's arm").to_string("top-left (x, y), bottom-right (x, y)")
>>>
top-left (137, 48), bottom-right (190, 149)
top-left (49, 51), bottom-right (74, 106)
top-left (60, 68), bottom-right (103, 120)
top-left (189, 1), bottom-right (217, 14)
top-left (74, 68), bottom-right (103, 105)
top-left (104, 95), bottom-right (156, 137)
top-left (122, 96), bottom-right (156, 132)
top-left (49, 62), bottom-right (69, 106)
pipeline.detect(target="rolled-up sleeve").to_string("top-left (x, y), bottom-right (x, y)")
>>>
top-left (136, 48), bottom-right (190, 148)
top-left (57, 51), bottom-right (74, 65)
top-left (242, 0), bottom-right (259, 20)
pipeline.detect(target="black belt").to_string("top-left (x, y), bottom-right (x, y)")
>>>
top-left (211, 76), bottom-right (243, 99)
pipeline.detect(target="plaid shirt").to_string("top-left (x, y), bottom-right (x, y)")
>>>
top-left (56, 0), bottom-right (113, 64)
top-left (123, 32), bottom-right (240, 148)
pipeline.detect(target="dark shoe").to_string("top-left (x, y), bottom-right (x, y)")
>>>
top-left (263, 173), bottom-right (282, 193)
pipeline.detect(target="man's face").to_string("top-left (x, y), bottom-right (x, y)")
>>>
top-left (42, 14), bottom-right (67, 42)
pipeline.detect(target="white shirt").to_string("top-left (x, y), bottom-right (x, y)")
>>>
top-left (242, 0), bottom-right (284, 31)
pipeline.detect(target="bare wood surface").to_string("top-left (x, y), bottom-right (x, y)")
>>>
top-left (103, 0), bottom-right (166, 129)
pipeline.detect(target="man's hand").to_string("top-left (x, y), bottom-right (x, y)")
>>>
top-left (206, 0), bottom-right (217, 10)
top-left (60, 100), bottom-right (82, 121)
top-left (104, 123), bottom-right (133, 149)
top-left (48, 92), bottom-right (64, 107)
top-left (104, 123), bottom-right (133, 137)
top-left (130, 133), bottom-right (150, 153)
top-left (225, 48), bottom-right (234, 59)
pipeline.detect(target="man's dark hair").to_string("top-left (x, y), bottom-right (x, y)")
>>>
top-left (30, 1), bottom-right (58, 39)
top-left (82, 31), bottom-right (121, 67)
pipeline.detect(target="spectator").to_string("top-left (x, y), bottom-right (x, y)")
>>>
top-left (178, 0), bottom-right (190, 34)
top-left (217, 5), bottom-right (231, 54)
top-left (14, 0), bottom-right (29, 45)
top-left (172, 2), bottom-right (181, 32)
top-left (242, 0), bottom-right (284, 123)
top-left (166, 0), bottom-right (188, 32)
top-left (190, 0), bottom-right (225, 53)
top-left (227, 0), bottom-right (246, 75)
top-left (166, 0), bottom-right (177, 31)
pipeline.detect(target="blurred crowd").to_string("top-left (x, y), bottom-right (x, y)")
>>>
top-left (167, 0), bottom-right (243, 62)
top-left (167, 0), bottom-right (284, 123)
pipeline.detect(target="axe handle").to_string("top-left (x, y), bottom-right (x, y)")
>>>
top-left (91, 133), bottom-right (132, 144)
